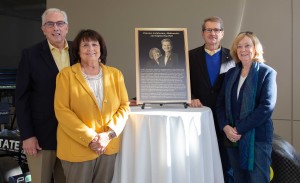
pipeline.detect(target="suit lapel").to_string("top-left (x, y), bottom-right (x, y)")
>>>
top-left (67, 41), bottom-right (75, 65)
top-left (216, 47), bottom-right (235, 87)
top-left (39, 40), bottom-right (59, 73)
top-left (220, 47), bottom-right (232, 65)
top-left (101, 64), bottom-right (110, 103)
top-left (39, 40), bottom-right (75, 72)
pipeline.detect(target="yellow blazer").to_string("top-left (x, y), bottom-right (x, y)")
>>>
top-left (54, 63), bottom-right (130, 162)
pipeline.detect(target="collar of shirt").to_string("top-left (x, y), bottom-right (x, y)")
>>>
top-left (205, 47), bottom-right (221, 56)
top-left (48, 40), bottom-right (70, 71)
top-left (48, 40), bottom-right (69, 51)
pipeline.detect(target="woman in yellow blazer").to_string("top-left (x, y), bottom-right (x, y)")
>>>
top-left (54, 29), bottom-right (130, 183)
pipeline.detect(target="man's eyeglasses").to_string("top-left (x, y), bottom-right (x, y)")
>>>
top-left (203, 28), bottom-right (223, 33)
top-left (43, 21), bottom-right (66, 28)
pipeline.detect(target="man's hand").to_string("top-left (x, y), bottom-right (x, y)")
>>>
top-left (22, 137), bottom-right (42, 156)
top-left (189, 99), bottom-right (204, 107)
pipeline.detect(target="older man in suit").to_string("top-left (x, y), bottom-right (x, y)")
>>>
top-left (15, 8), bottom-right (74, 183)
top-left (189, 16), bottom-right (235, 183)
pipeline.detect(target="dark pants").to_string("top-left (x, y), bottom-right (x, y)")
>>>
top-left (218, 138), bottom-right (234, 183)
top-left (227, 142), bottom-right (272, 183)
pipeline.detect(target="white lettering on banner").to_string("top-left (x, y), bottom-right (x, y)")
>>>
top-left (0, 139), bottom-right (20, 151)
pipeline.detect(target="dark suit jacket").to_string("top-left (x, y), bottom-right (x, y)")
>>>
top-left (189, 45), bottom-right (235, 139)
top-left (145, 59), bottom-right (160, 69)
top-left (15, 40), bottom-right (75, 150)
top-left (159, 52), bottom-right (179, 68)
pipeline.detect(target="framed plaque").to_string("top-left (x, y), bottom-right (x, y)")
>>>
top-left (135, 28), bottom-right (191, 106)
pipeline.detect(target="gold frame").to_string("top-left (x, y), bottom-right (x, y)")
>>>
top-left (135, 28), bottom-right (191, 105)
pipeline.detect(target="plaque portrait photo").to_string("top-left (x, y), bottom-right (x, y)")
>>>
top-left (135, 28), bottom-right (191, 105)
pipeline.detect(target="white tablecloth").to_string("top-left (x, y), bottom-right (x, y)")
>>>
top-left (112, 106), bottom-right (224, 183)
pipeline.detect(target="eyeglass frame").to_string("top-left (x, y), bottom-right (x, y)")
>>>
top-left (43, 21), bottom-right (67, 28)
top-left (203, 28), bottom-right (223, 33)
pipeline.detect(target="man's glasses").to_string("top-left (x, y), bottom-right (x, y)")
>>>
top-left (203, 28), bottom-right (223, 33)
top-left (43, 21), bottom-right (66, 28)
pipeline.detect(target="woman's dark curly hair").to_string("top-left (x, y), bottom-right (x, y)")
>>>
top-left (72, 29), bottom-right (107, 65)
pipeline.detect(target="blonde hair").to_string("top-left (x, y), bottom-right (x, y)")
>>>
top-left (149, 48), bottom-right (161, 59)
top-left (230, 32), bottom-right (265, 63)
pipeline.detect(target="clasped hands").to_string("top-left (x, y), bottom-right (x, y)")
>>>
top-left (223, 125), bottom-right (242, 143)
top-left (89, 132), bottom-right (111, 155)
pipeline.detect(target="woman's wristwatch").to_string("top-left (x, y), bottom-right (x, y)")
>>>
top-left (108, 130), bottom-right (116, 140)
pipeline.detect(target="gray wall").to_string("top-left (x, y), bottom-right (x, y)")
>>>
top-left (0, 15), bottom-right (44, 67)
top-left (48, 0), bottom-right (300, 152)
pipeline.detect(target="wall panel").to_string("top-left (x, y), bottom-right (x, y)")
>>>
top-left (48, 0), bottom-right (245, 99)
top-left (241, 0), bottom-right (292, 120)
top-left (48, 0), bottom-right (298, 150)
top-left (293, 121), bottom-right (300, 152)
top-left (273, 119), bottom-right (292, 144)
top-left (293, 0), bottom-right (300, 120)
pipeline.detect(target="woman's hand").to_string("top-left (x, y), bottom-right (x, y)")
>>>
top-left (223, 125), bottom-right (242, 142)
top-left (129, 99), bottom-right (138, 106)
top-left (89, 132), bottom-right (112, 155)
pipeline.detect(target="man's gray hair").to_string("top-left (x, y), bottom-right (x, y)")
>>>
top-left (41, 8), bottom-right (68, 25)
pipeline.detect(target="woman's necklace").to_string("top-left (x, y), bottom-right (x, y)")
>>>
top-left (82, 67), bottom-right (101, 80)
top-left (82, 64), bottom-right (100, 78)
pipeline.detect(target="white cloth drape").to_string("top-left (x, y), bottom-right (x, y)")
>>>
top-left (112, 106), bottom-right (224, 183)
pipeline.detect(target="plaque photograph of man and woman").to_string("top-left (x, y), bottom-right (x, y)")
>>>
top-left (135, 28), bottom-right (191, 106)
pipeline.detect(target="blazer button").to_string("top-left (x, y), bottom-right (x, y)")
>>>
top-left (104, 100), bottom-right (108, 103)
